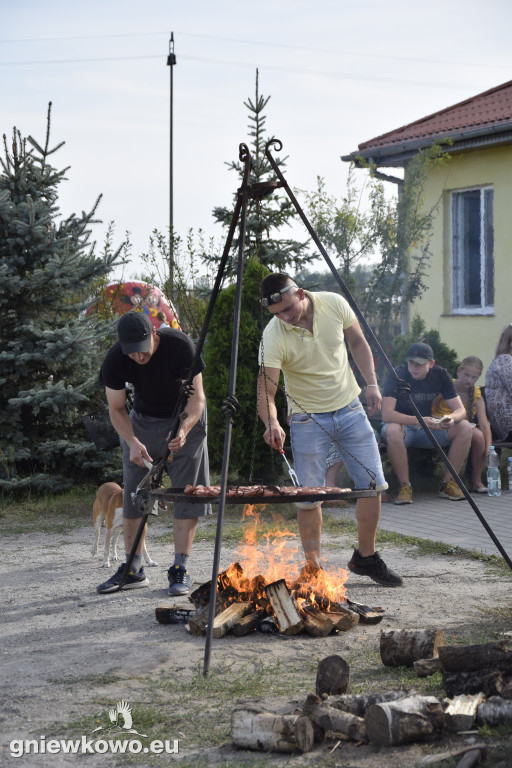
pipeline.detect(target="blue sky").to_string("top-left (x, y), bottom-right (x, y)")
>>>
top-left (2, 0), bottom-right (511, 279)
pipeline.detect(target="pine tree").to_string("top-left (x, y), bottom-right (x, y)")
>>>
top-left (0, 105), bottom-right (122, 492)
top-left (208, 69), bottom-right (313, 277)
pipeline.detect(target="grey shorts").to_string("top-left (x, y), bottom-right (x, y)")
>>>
top-left (121, 407), bottom-right (212, 520)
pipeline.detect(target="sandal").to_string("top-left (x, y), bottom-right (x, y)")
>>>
top-left (470, 485), bottom-right (488, 494)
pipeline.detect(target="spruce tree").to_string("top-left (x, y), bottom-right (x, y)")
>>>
top-left (0, 105), bottom-right (122, 492)
top-left (209, 69), bottom-right (313, 276)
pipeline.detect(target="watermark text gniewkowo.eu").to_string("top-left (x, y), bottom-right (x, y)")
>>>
top-left (10, 735), bottom-right (179, 758)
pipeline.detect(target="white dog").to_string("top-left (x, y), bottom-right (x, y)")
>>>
top-left (92, 482), bottom-right (158, 568)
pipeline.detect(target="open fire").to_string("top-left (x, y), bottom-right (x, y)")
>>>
top-left (182, 505), bottom-right (383, 637)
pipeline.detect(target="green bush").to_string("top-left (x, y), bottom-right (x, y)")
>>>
top-left (390, 315), bottom-right (459, 374)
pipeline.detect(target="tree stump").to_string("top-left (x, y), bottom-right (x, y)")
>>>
top-left (316, 655), bottom-right (350, 697)
top-left (365, 694), bottom-right (445, 746)
top-left (380, 629), bottom-right (446, 667)
top-left (231, 705), bottom-right (314, 753)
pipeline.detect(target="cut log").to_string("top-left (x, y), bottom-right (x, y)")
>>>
top-left (476, 695), bottom-right (512, 726)
top-left (419, 743), bottom-right (487, 766)
top-left (231, 705), bottom-right (314, 753)
top-left (455, 748), bottom-right (485, 768)
top-left (380, 629), bottom-right (446, 667)
top-left (325, 690), bottom-right (410, 718)
top-left (301, 608), bottom-right (335, 638)
top-left (301, 693), bottom-right (367, 742)
top-left (232, 608), bottom-right (267, 637)
top-left (501, 679), bottom-right (512, 699)
top-left (365, 694), bottom-right (445, 746)
top-left (155, 601), bottom-right (195, 625)
top-left (414, 657), bottom-right (443, 677)
top-left (438, 641), bottom-right (512, 673)
top-left (443, 693), bottom-right (486, 731)
top-left (186, 590), bottom-right (234, 636)
top-left (443, 669), bottom-right (503, 698)
top-left (212, 601), bottom-right (253, 638)
top-left (345, 597), bottom-right (384, 625)
top-left (316, 655), bottom-right (350, 697)
top-left (265, 579), bottom-right (304, 635)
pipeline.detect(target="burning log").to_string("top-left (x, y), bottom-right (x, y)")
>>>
top-left (443, 693), bottom-right (486, 731)
top-left (212, 601), bottom-right (253, 638)
top-left (186, 589), bottom-right (238, 636)
top-left (315, 655), bottom-right (350, 696)
top-left (301, 694), bottom-right (367, 742)
top-left (301, 608), bottom-right (335, 638)
top-left (442, 669), bottom-right (503, 698)
top-left (476, 695), bottom-right (512, 726)
top-left (438, 641), bottom-right (512, 673)
top-left (265, 579), bottom-right (304, 635)
top-left (380, 629), bottom-right (446, 667)
top-left (365, 694), bottom-right (445, 746)
top-left (414, 657), bottom-right (443, 678)
top-left (231, 705), bottom-right (314, 754)
top-left (232, 608), bottom-right (267, 637)
top-left (324, 690), bottom-right (410, 717)
top-left (345, 597), bottom-right (384, 625)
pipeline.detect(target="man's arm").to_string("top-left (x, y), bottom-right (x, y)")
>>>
top-left (105, 386), bottom-right (153, 467)
top-left (257, 366), bottom-right (286, 449)
top-left (344, 319), bottom-right (381, 416)
top-left (381, 396), bottom-right (420, 426)
top-left (436, 395), bottom-right (468, 429)
top-left (166, 373), bottom-right (206, 452)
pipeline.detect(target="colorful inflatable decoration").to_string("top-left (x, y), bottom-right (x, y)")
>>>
top-left (93, 281), bottom-right (180, 329)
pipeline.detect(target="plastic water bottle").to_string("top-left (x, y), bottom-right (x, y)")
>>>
top-left (507, 457), bottom-right (512, 493)
top-left (486, 446), bottom-right (501, 497)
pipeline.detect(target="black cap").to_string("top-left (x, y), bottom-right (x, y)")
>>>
top-left (117, 311), bottom-right (153, 354)
top-left (405, 342), bottom-right (434, 364)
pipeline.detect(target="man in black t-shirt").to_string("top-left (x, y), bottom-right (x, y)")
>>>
top-left (381, 342), bottom-right (472, 504)
top-left (96, 311), bottom-right (211, 596)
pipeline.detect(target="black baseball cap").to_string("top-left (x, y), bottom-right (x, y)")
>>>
top-left (405, 342), bottom-right (434, 364)
top-left (117, 311), bottom-right (153, 354)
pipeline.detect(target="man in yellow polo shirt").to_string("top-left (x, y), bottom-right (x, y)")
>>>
top-left (257, 273), bottom-right (402, 587)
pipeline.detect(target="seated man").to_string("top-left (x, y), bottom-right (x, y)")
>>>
top-left (381, 342), bottom-right (473, 504)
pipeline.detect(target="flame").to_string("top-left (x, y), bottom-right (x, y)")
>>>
top-left (225, 504), bottom-right (348, 607)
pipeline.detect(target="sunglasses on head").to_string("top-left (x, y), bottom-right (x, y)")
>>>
top-left (259, 284), bottom-right (297, 307)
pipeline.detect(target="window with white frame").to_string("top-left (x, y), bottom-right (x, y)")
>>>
top-left (450, 186), bottom-right (494, 314)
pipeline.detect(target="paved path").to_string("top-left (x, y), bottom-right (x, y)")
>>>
top-left (327, 490), bottom-right (512, 561)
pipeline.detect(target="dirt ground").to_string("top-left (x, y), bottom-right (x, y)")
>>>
top-left (1, 504), bottom-right (512, 768)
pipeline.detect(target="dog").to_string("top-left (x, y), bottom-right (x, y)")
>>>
top-left (92, 482), bottom-right (158, 568)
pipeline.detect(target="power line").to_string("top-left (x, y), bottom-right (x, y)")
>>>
top-left (0, 51), bottom-right (481, 91)
top-left (0, 29), bottom-right (509, 72)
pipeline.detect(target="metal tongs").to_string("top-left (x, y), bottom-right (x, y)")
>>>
top-left (275, 439), bottom-right (300, 486)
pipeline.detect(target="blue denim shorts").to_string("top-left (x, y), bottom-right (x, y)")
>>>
top-left (380, 422), bottom-right (451, 450)
top-left (289, 398), bottom-right (387, 508)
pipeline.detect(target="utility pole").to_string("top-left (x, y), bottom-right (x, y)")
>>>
top-left (167, 32), bottom-right (176, 303)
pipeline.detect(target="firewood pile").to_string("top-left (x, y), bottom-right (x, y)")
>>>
top-left (155, 561), bottom-right (384, 637)
top-left (230, 632), bottom-right (512, 765)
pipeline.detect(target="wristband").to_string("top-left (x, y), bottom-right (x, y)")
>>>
top-left (366, 384), bottom-right (379, 388)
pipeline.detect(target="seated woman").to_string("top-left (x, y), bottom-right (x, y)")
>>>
top-left (433, 356), bottom-right (492, 493)
top-left (485, 325), bottom-right (512, 447)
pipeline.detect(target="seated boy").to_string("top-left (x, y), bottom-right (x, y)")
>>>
top-left (381, 342), bottom-right (473, 504)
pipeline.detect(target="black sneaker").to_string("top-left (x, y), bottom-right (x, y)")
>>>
top-left (168, 565), bottom-right (191, 597)
top-left (347, 549), bottom-right (403, 587)
top-left (97, 563), bottom-right (149, 594)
